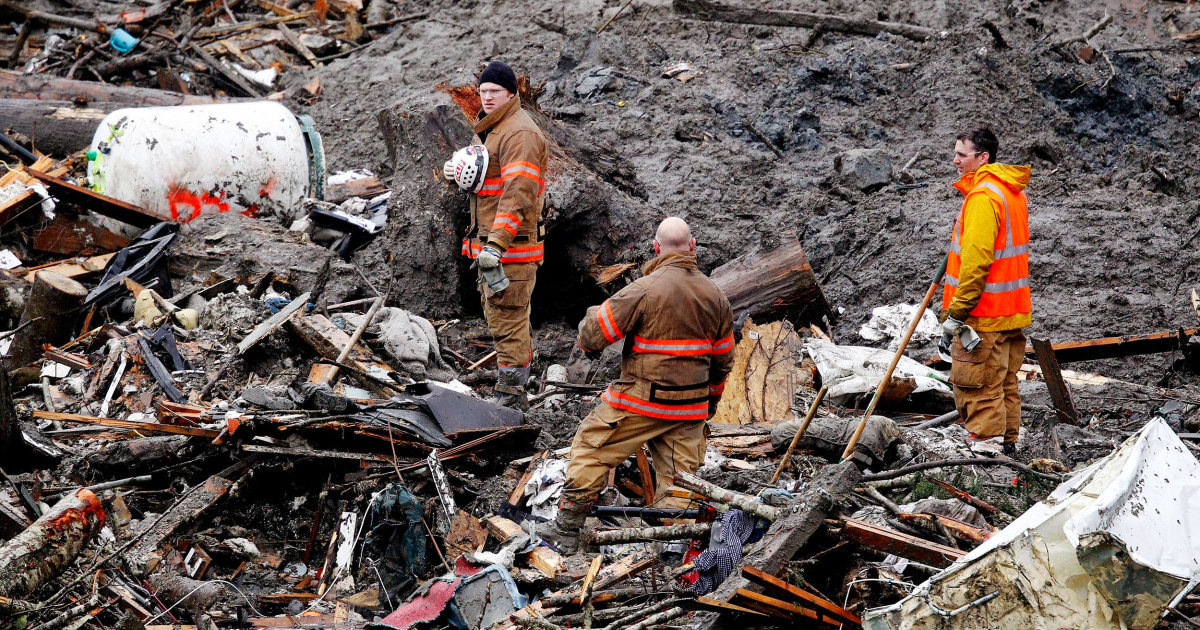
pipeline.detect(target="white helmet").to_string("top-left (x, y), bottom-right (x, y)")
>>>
top-left (449, 144), bottom-right (490, 193)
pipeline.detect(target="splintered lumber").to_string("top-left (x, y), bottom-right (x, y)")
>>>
top-left (34, 411), bottom-right (222, 438)
top-left (126, 472), bottom-right (237, 577)
top-left (673, 470), bottom-right (780, 522)
top-left (238, 292), bottom-right (311, 354)
top-left (34, 216), bottom-right (130, 255)
top-left (0, 369), bottom-right (26, 473)
top-left (242, 444), bottom-right (393, 463)
top-left (484, 515), bottom-right (562, 578)
top-left (288, 312), bottom-right (394, 395)
top-left (842, 518), bottom-right (964, 568)
top-left (592, 522), bottom-right (712, 545)
top-left (1029, 328), bottom-right (1198, 363)
top-left (709, 232), bottom-right (830, 323)
top-left (0, 489), bottom-right (104, 598)
top-left (25, 169), bottom-right (168, 227)
top-left (499, 553), bottom-right (652, 628)
top-left (1031, 336), bottom-right (1078, 425)
top-left (22, 252), bottom-right (115, 283)
top-left (741, 565), bottom-right (861, 626)
top-left (693, 461), bottom-right (860, 630)
top-left (694, 596), bottom-right (771, 617)
top-left (897, 512), bottom-right (992, 546)
top-left (7, 271), bottom-right (86, 368)
top-left (325, 175), bottom-right (387, 203)
top-left (673, 0), bottom-right (936, 41)
top-left (732, 589), bottom-right (840, 627)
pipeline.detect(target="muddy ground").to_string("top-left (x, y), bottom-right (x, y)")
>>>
top-left (274, 0), bottom-right (1200, 390)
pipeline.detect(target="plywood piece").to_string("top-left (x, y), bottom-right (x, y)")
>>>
top-left (444, 510), bottom-right (487, 562)
top-left (712, 319), bottom-right (812, 425)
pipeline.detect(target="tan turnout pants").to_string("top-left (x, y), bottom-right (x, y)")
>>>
top-left (564, 400), bottom-right (706, 510)
top-left (949, 328), bottom-right (1025, 443)
top-left (479, 262), bottom-right (538, 368)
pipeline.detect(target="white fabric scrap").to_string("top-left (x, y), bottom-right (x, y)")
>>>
top-left (805, 338), bottom-right (949, 404)
top-left (0, 249), bottom-right (20, 270)
top-left (859, 303), bottom-right (941, 348)
top-left (524, 459), bottom-right (568, 520)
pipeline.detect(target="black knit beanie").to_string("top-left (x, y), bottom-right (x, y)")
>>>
top-left (479, 61), bottom-right (518, 96)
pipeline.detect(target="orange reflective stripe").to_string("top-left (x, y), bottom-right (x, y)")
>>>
top-left (500, 243), bottom-right (544, 263)
top-left (708, 380), bottom-right (725, 396)
top-left (603, 390), bottom-right (709, 420)
top-left (713, 334), bottom-right (734, 354)
top-left (501, 161), bottom-right (544, 186)
top-left (942, 176), bottom-right (1031, 318)
top-left (596, 300), bottom-right (621, 344)
top-left (492, 212), bottom-right (521, 236)
top-left (632, 336), bottom-right (713, 356)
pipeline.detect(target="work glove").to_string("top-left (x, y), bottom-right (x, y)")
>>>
top-left (477, 245), bottom-right (502, 269)
top-left (939, 316), bottom-right (964, 359)
top-left (443, 159), bottom-right (455, 181)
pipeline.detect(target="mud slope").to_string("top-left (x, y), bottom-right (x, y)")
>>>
top-left (291, 0), bottom-right (1200, 378)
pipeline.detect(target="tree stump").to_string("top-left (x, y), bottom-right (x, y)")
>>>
top-left (710, 232), bottom-right (831, 324)
top-left (7, 271), bottom-right (86, 368)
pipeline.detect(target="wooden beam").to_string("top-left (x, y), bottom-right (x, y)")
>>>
top-left (1031, 336), bottom-right (1079, 425)
top-left (635, 447), bottom-right (655, 506)
top-left (483, 515), bottom-right (562, 578)
top-left (709, 231), bottom-right (830, 324)
top-left (741, 565), bottom-right (861, 626)
top-left (25, 169), bottom-right (167, 227)
top-left (34, 411), bottom-right (221, 438)
top-left (732, 589), bottom-right (841, 627)
top-left (1028, 328), bottom-right (1197, 364)
top-left (842, 518), bottom-right (964, 568)
top-left (241, 444), bottom-right (393, 463)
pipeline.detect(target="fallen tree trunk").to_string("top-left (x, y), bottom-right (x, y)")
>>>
top-left (0, 100), bottom-right (118, 159)
top-left (0, 489), bottom-right (104, 598)
top-left (673, 470), bottom-right (780, 522)
top-left (673, 0), bottom-right (937, 42)
top-left (709, 232), bottom-right (830, 324)
top-left (0, 69), bottom-right (227, 106)
top-left (7, 271), bottom-right (86, 369)
top-left (592, 523), bottom-right (712, 545)
top-left (146, 572), bottom-right (231, 610)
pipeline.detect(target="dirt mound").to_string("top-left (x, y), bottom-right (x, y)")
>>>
top-left (285, 0), bottom-right (1200, 380)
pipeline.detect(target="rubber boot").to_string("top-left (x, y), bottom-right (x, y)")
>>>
top-left (489, 365), bottom-right (530, 411)
top-left (532, 498), bottom-right (591, 555)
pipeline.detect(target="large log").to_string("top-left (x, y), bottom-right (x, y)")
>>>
top-left (709, 232), bottom-right (830, 324)
top-left (6, 271), bottom-right (86, 369)
top-left (0, 99), bottom-right (119, 156)
top-left (0, 69), bottom-right (225, 106)
top-left (0, 489), bottom-right (104, 599)
top-left (673, 0), bottom-right (936, 42)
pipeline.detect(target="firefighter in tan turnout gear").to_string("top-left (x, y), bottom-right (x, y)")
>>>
top-left (537, 217), bottom-right (735, 553)
top-left (444, 61), bottom-right (549, 409)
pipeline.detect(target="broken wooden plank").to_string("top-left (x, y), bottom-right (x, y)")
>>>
top-left (43, 347), bottom-right (91, 370)
top-left (445, 510), bottom-right (487, 562)
top-left (0, 489), bottom-right (104, 598)
top-left (927, 478), bottom-right (1000, 515)
top-left (896, 512), bottom-right (992, 546)
top-left (237, 292), bottom-right (311, 355)
top-left (693, 461), bottom-right (860, 629)
top-left (35, 411), bottom-right (222, 438)
top-left (126, 471), bottom-right (238, 577)
top-left (288, 312), bottom-right (394, 395)
top-left (693, 595), bottom-right (772, 617)
top-left (242, 444), bottom-right (393, 463)
top-left (277, 23), bottom-right (319, 66)
top-left (325, 175), bottom-right (387, 203)
top-left (33, 216), bottom-right (131, 254)
top-left (635, 447), bottom-right (655, 506)
top-left (842, 517), bottom-right (964, 568)
top-left (484, 515), bottom-right (562, 578)
top-left (23, 253), bottom-right (114, 283)
top-left (592, 522), bottom-right (712, 544)
top-left (1031, 336), bottom-right (1078, 425)
top-left (24, 169), bottom-right (168, 227)
top-left (732, 588), bottom-right (841, 627)
top-left (498, 553), bottom-right (652, 628)
top-left (1029, 328), bottom-right (1197, 364)
top-left (741, 565), bottom-right (861, 626)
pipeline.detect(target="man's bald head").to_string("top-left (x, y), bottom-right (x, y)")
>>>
top-left (654, 217), bottom-right (695, 255)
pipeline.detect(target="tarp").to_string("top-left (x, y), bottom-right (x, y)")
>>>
top-left (864, 418), bottom-right (1200, 630)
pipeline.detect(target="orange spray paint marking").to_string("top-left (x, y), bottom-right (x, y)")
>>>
top-left (167, 186), bottom-right (231, 223)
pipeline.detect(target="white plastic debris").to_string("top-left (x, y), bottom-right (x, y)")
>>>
top-left (805, 338), bottom-right (950, 404)
top-left (231, 63), bottom-right (278, 88)
top-left (859, 303), bottom-right (941, 348)
top-left (523, 459), bottom-right (568, 520)
top-left (0, 249), bottom-right (20, 270)
top-left (865, 418), bottom-right (1200, 630)
top-left (40, 362), bottom-right (70, 378)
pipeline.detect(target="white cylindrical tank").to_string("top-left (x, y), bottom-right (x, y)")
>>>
top-left (87, 101), bottom-right (323, 224)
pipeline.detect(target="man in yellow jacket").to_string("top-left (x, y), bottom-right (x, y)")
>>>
top-left (942, 128), bottom-right (1032, 457)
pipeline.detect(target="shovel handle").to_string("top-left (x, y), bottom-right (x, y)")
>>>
top-left (840, 255), bottom-right (948, 462)
top-left (769, 384), bottom-right (828, 485)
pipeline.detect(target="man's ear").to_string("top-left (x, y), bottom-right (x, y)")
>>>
top-left (654, 240), bottom-right (661, 255)
top-left (689, 238), bottom-right (697, 252)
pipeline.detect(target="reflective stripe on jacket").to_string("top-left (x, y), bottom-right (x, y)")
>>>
top-left (578, 252), bottom-right (735, 421)
top-left (942, 164), bottom-right (1033, 331)
top-left (462, 97), bottom-right (549, 264)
